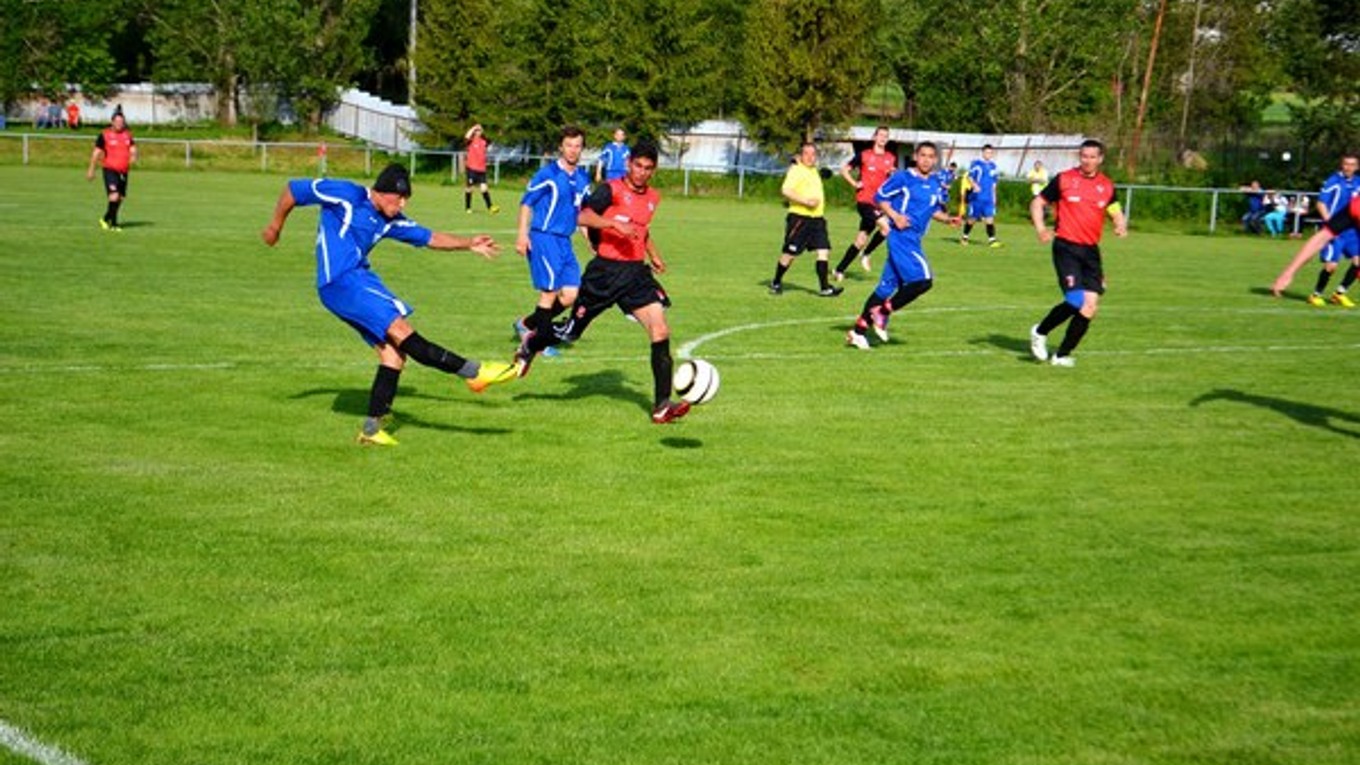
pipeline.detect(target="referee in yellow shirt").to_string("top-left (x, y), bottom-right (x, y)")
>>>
top-left (770, 142), bottom-right (843, 296)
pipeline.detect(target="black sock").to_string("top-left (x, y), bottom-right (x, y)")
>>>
top-left (863, 230), bottom-right (885, 255)
top-left (834, 244), bottom-right (859, 274)
top-left (1340, 264), bottom-right (1358, 291)
top-left (650, 339), bottom-right (673, 405)
top-left (815, 260), bottom-right (831, 289)
top-left (464, 191), bottom-right (472, 211)
top-left (1315, 269), bottom-right (1333, 294)
top-left (398, 332), bottom-right (473, 376)
top-left (1056, 314), bottom-right (1091, 357)
top-left (986, 223), bottom-right (996, 240)
top-left (106, 200), bottom-right (121, 225)
top-left (1037, 302), bottom-right (1078, 335)
top-left (482, 191), bottom-right (494, 209)
top-left (366, 365), bottom-right (401, 420)
top-left (888, 279), bottom-right (933, 311)
top-left (855, 294), bottom-right (887, 331)
top-left (772, 261), bottom-right (790, 286)
top-left (962, 223), bottom-right (974, 238)
top-left (104, 201), bottom-right (115, 223)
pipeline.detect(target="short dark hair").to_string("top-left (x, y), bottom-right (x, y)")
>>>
top-left (561, 124), bottom-right (585, 142)
top-left (631, 140), bottom-right (659, 164)
top-left (1080, 139), bottom-right (1106, 154)
top-left (916, 141), bottom-right (938, 155)
top-left (981, 143), bottom-right (994, 151)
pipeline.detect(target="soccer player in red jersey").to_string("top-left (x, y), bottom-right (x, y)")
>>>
top-left (1272, 194), bottom-right (1360, 299)
top-left (513, 140), bottom-right (690, 424)
top-left (86, 112), bottom-right (137, 231)
top-left (834, 126), bottom-right (896, 279)
top-left (1027, 140), bottom-right (1128, 367)
top-left (463, 123), bottom-right (500, 214)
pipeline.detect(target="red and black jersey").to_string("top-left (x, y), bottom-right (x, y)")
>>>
top-left (466, 135), bottom-right (488, 172)
top-left (1324, 195), bottom-right (1360, 236)
top-left (848, 148), bottom-right (897, 204)
top-left (1040, 168), bottom-right (1116, 246)
top-left (95, 128), bottom-right (134, 173)
top-left (586, 178), bottom-right (659, 262)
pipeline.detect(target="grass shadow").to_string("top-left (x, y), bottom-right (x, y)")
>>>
top-left (659, 436), bottom-right (704, 449)
top-left (1190, 388), bottom-right (1360, 439)
top-left (1248, 285), bottom-right (1297, 301)
top-left (290, 386), bottom-right (513, 435)
top-left (969, 333), bottom-right (1032, 359)
top-left (513, 369), bottom-right (652, 414)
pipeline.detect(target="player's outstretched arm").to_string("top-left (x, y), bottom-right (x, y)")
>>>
top-left (1272, 227), bottom-right (1334, 297)
top-left (260, 185), bottom-right (296, 246)
top-left (428, 232), bottom-right (499, 259)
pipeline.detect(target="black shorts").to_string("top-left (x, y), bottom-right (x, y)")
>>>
top-left (1052, 238), bottom-right (1105, 294)
top-left (578, 257), bottom-right (669, 317)
top-left (782, 214), bottom-right (831, 255)
top-left (466, 169), bottom-right (487, 185)
top-left (102, 168), bottom-right (129, 197)
top-left (855, 202), bottom-right (882, 233)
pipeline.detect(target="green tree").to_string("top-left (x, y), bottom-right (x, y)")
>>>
top-left (0, 0), bottom-right (125, 106)
top-left (741, 0), bottom-right (877, 152)
top-left (1272, 0), bottom-right (1360, 166)
top-left (273, 0), bottom-right (379, 131)
top-left (412, 0), bottom-right (500, 144)
top-left (144, 0), bottom-right (266, 125)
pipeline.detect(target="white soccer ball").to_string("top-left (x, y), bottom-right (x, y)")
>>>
top-left (673, 358), bottom-right (720, 405)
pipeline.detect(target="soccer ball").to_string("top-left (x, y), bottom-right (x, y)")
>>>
top-left (673, 358), bottom-right (720, 405)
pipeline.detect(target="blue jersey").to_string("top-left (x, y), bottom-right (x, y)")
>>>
top-left (288, 178), bottom-right (433, 289)
top-left (935, 168), bottom-right (956, 206)
top-left (875, 168), bottom-right (948, 245)
top-left (599, 141), bottom-right (630, 181)
top-left (968, 158), bottom-right (998, 203)
top-left (521, 160), bottom-right (591, 237)
top-left (1318, 172), bottom-right (1360, 217)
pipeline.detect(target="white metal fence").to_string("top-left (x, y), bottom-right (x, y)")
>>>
top-left (0, 130), bottom-right (1327, 235)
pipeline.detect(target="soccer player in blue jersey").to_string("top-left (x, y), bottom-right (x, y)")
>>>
top-left (513, 125), bottom-right (592, 359)
top-left (595, 127), bottom-right (630, 183)
top-left (260, 163), bottom-right (516, 446)
top-left (1305, 153), bottom-right (1359, 307)
top-left (845, 142), bottom-right (959, 350)
top-left (961, 144), bottom-right (1002, 247)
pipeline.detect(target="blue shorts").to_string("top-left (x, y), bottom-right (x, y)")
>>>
top-left (318, 269), bottom-right (411, 347)
top-left (1321, 229), bottom-right (1359, 263)
top-left (874, 238), bottom-right (933, 299)
top-left (968, 196), bottom-right (996, 220)
top-left (528, 232), bottom-right (582, 292)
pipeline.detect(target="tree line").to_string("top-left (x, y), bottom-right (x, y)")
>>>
top-left (2, 0), bottom-right (1355, 176)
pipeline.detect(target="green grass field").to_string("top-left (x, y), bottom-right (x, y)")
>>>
top-left (1, 165), bottom-right (1357, 765)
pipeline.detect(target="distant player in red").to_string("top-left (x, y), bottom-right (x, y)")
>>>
top-left (513, 140), bottom-right (690, 424)
top-left (834, 126), bottom-right (896, 279)
top-left (1028, 139), bottom-right (1128, 366)
top-left (86, 112), bottom-right (136, 231)
top-left (463, 123), bottom-right (500, 214)
top-left (1272, 194), bottom-right (1360, 299)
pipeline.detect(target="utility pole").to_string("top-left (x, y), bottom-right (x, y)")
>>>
top-left (1129, 0), bottom-right (1168, 178)
top-left (408, 0), bottom-right (418, 104)
top-left (1177, 0), bottom-right (1205, 148)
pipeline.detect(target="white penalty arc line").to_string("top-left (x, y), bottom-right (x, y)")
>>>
top-left (0, 720), bottom-right (90, 765)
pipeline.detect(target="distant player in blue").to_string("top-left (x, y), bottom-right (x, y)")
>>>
top-left (514, 125), bottom-right (592, 357)
top-left (1306, 153), bottom-right (1360, 308)
top-left (962, 144), bottom-right (1002, 247)
top-left (261, 163), bottom-right (516, 446)
top-left (595, 127), bottom-right (630, 183)
top-left (846, 142), bottom-right (960, 349)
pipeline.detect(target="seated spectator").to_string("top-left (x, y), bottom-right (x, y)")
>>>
top-left (34, 97), bottom-right (52, 128)
top-left (1262, 191), bottom-right (1288, 237)
top-left (1239, 181), bottom-right (1266, 234)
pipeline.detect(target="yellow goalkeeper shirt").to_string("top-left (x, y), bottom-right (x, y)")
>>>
top-left (782, 162), bottom-right (825, 218)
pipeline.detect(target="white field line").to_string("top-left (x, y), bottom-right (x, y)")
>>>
top-left (0, 720), bottom-right (90, 765)
top-left (0, 308), bottom-right (1352, 375)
